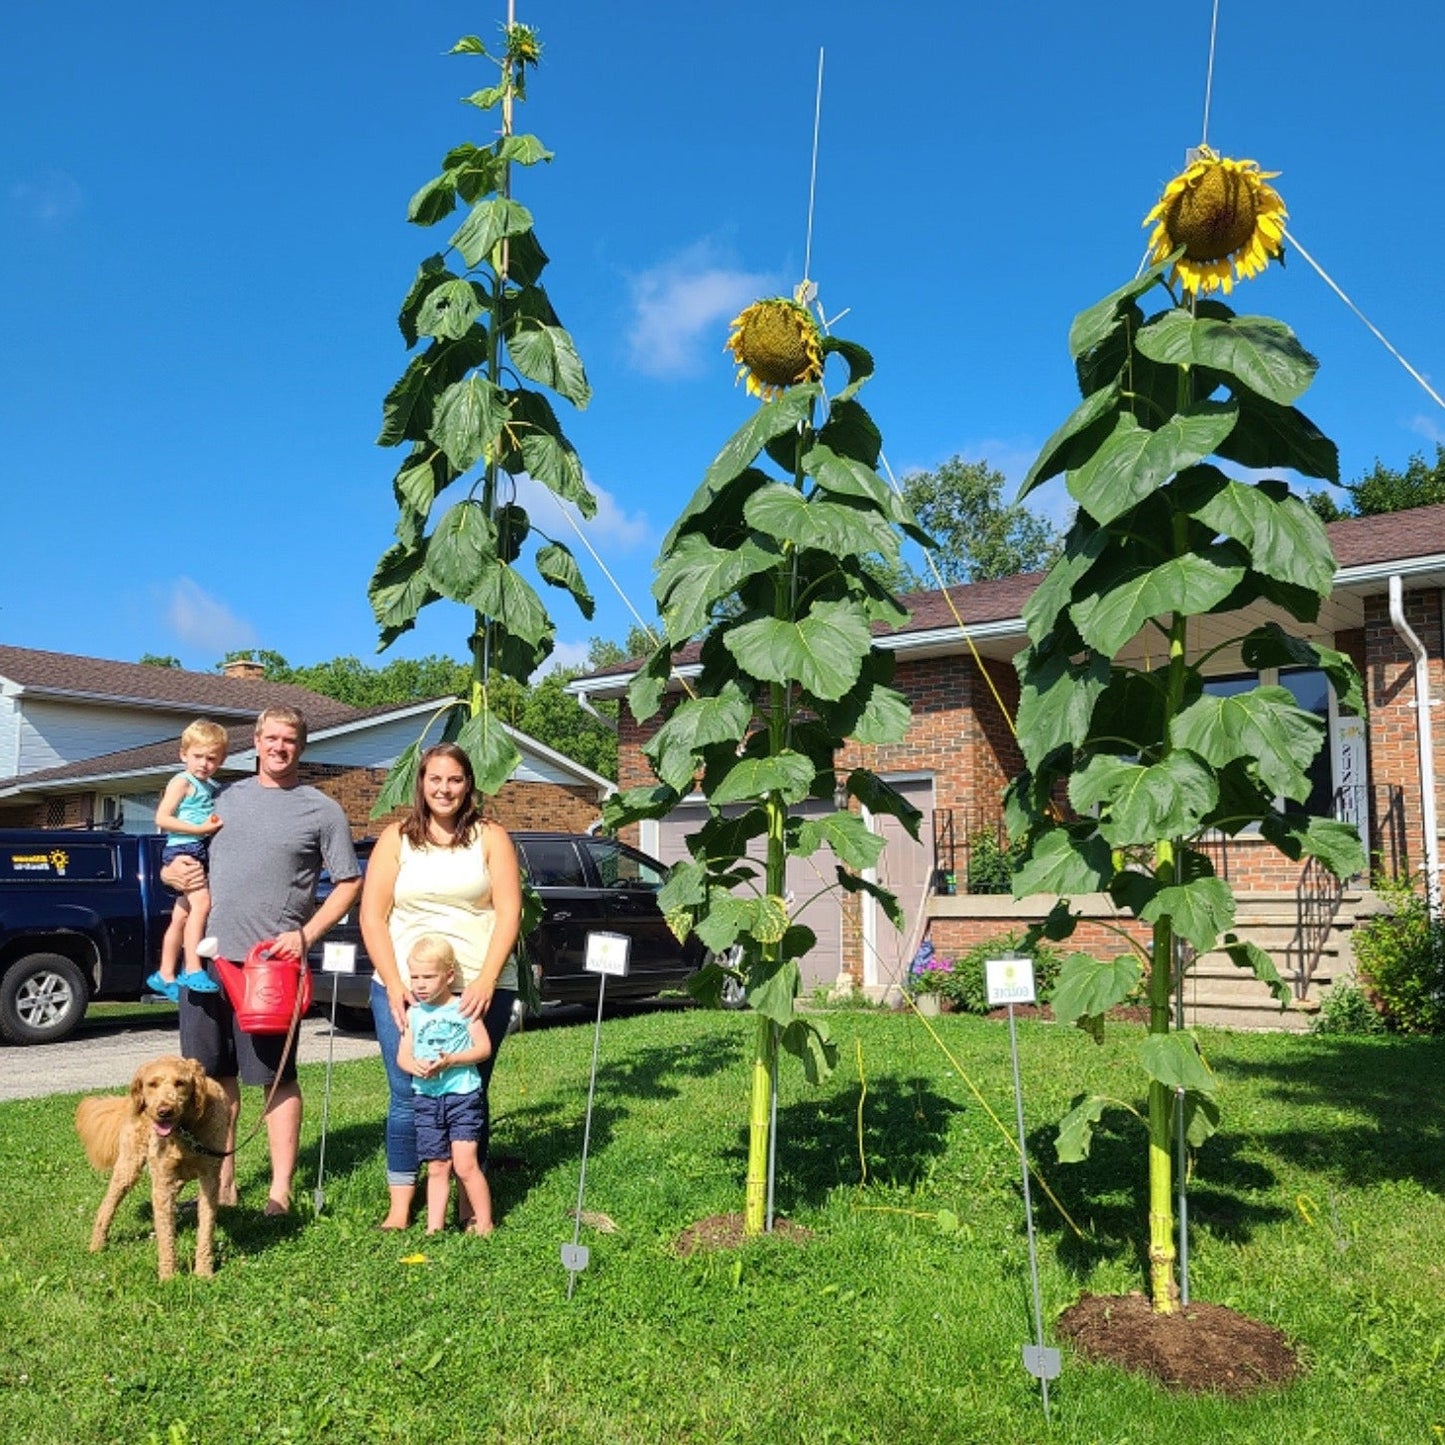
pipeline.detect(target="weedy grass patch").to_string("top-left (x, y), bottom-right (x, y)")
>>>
top-left (1, 1009), bottom-right (1441, 1443)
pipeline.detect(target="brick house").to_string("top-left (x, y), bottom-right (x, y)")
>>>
top-left (571, 505), bottom-right (1445, 1027)
top-left (0, 646), bottom-right (611, 836)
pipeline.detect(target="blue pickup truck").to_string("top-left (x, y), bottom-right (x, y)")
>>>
top-left (0, 828), bottom-right (175, 1044)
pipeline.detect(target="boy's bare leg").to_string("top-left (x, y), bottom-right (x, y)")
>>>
top-left (159, 899), bottom-right (187, 983)
top-left (425, 1159), bottom-right (453, 1233)
top-left (451, 1142), bottom-right (493, 1235)
top-left (181, 885), bottom-right (213, 975)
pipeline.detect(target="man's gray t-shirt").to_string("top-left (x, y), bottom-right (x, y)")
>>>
top-left (207, 778), bottom-right (360, 960)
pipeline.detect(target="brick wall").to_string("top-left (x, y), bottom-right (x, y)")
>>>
top-left (297, 763), bottom-right (599, 837)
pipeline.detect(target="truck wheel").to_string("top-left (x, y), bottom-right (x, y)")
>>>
top-left (0, 953), bottom-right (89, 1045)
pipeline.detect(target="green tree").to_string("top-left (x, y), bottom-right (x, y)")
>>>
top-left (1350, 443), bottom-right (1445, 515)
top-left (608, 308), bottom-right (923, 1236)
top-left (368, 23), bottom-right (597, 812)
top-left (216, 648), bottom-right (293, 677)
top-left (138, 653), bottom-right (182, 669)
top-left (899, 456), bottom-right (1060, 585)
top-left (586, 626), bottom-right (659, 669)
top-left (1010, 263), bottom-right (1363, 1312)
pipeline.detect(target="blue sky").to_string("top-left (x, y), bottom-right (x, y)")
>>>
top-left (4, 1), bottom-right (1442, 676)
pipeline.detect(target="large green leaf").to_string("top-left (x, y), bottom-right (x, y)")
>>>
top-left (601, 782), bottom-right (680, 831)
top-left (1214, 390), bottom-right (1338, 483)
top-left (694, 386), bottom-right (819, 504)
top-left (822, 335), bottom-right (874, 402)
top-left (1068, 261), bottom-right (1171, 360)
top-left (1219, 934), bottom-right (1291, 1007)
top-left (724, 600), bottom-right (872, 702)
top-left (1260, 812), bottom-right (1366, 879)
top-left (1015, 646), bottom-right (1111, 770)
top-left (415, 278), bottom-right (485, 341)
top-left (1135, 310), bottom-right (1319, 407)
top-left (449, 197), bottom-right (535, 269)
top-left (1070, 545), bottom-right (1246, 655)
top-left (534, 541), bottom-right (594, 619)
top-left (626, 641), bottom-right (672, 725)
top-left (506, 317), bottom-right (591, 408)
top-left (1139, 1031), bottom-right (1218, 1094)
top-left (653, 532), bottom-right (782, 644)
top-left (1012, 828), bottom-right (1113, 898)
top-left (369, 542), bottom-right (439, 646)
top-left (1191, 478), bottom-right (1335, 594)
top-left (709, 750), bottom-right (817, 807)
top-left (1172, 684), bottom-right (1323, 800)
top-left (429, 375), bottom-right (509, 473)
top-left (370, 739), bottom-right (422, 820)
top-left (644, 685), bottom-right (753, 792)
top-left (1068, 750), bottom-right (1218, 846)
top-left (781, 1015), bottom-right (838, 1085)
top-left (397, 255), bottom-right (454, 347)
top-left (1182, 1091), bottom-right (1222, 1147)
top-left (834, 867), bottom-right (903, 928)
top-left (454, 706), bottom-right (522, 796)
top-left (795, 810), bottom-right (885, 872)
top-left (1138, 876), bottom-right (1235, 953)
top-left (656, 857), bottom-right (709, 918)
top-left (1056, 1094), bottom-right (1110, 1162)
top-left (743, 484), bottom-right (897, 560)
top-left (407, 173), bottom-right (459, 227)
top-left (802, 442), bottom-right (895, 513)
top-left (817, 681), bottom-right (911, 746)
top-left (749, 957), bottom-right (801, 1028)
top-left (392, 444), bottom-right (454, 527)
top-left (502, 391), bottom-right (592, 513)
top-left (815, 398), bottom-right (882, 467)
top-left (1022, 517), bottom-right (1107, 643)
top-left (1066, 404), bottom-right (1238, 525)
top-left (1240, 623), bottom-right (1363, 716)
top-left (1052, 952), bottom-right (1140, 1036)
top-left (464, 558), bottom-right (551, 646)
top-left (1019, 382), bottom-right (1120, 498)
top-left (844, 770), bottom-right (923, 839)
top-left (687, 806), bottom-right (769, 865)
top-left (496, 133), bottom-right (553, 167)
top-left (424, 499), bottom-right (496, 601)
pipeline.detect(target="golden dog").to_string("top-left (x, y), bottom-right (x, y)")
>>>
top-left (75, 1055), bottom-right (230, 1280)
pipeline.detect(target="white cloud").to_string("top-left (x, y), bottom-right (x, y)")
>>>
top-left (625, 241), bottom-right (774, 379)
top-left (7, 171), bottom-right (83, 226)
top-left (534, 639), bottom-right (592, 678)
top-left (162, 578), bottom-right (257, 655)
top-left (1408, 412), bottom-right (1444, 445)
top-left (512, 472), bottom-right (651, 551)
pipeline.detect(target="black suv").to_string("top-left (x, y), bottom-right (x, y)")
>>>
top-left (309, 831), bottom-right (706, 1027)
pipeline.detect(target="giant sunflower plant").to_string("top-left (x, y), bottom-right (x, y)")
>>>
top-left (1009, 157), bottom-right (1363, 1312)
top-left (370, 24), bottom-right (595, 809)
top-left (606, 294), bottom-right (927, 1236)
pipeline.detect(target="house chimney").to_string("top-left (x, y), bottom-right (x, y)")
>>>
top-left (222, 657), bottom-right (266, 682)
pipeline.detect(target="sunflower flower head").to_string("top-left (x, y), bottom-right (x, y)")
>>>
top-left (504, 22), bottom-right (542, 66)
top-left (1143, 148), bottom-right (1287, 296)
top-left (726, 297), bottom-right (824, 400)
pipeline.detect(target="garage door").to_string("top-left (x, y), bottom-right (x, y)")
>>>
top-left (652, 797), bottom-right (844, 991)
top-left (861, 776), bottom-right (935, 994)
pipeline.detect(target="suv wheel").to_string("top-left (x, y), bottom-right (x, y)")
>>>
top-left (0, 953), bottom-right (88, 1045)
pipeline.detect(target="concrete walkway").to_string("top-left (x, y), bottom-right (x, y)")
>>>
top-left (0, 1008), bottom-right (379, 1102)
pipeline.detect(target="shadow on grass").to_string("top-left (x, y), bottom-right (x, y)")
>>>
top-left (1027, 1111), bottom-right (1286, 1282)
top-left (1212, 1033), bottom-right (1445, 1192)
top-left (718, 1077), bottom-right (959, 1209)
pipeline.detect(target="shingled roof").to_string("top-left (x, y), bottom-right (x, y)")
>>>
top-left (0, 645), bottom-right (362, 730)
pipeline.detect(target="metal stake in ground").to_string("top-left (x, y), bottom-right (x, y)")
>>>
top-left (986, 954), bottom-right (1062, 1421)
top-left (563, 930), bottom-right (630, 1299)
top-left (313, 941), bottom-right (357, 1214)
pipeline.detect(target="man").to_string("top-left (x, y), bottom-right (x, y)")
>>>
top-left (164, 706), bottom-right (361, 1213)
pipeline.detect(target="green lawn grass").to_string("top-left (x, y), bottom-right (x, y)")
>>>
top-left (1, 1009), bottom-right (1441, 1444)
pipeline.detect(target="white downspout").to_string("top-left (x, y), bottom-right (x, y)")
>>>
top-left (1388, 575), bottom-right (1442, 919)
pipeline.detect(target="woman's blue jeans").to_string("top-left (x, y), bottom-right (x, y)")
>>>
top-left (371, 979), bottom-right (517, 1187)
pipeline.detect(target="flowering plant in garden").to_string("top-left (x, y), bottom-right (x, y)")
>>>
top-left (907, 945), bottom-right (955, 997)
top-left (1008, 154), bottom-right (1364, 1313)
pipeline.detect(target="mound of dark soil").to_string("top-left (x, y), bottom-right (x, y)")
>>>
top-left (673, 1212), bottom-right (812, 1256)
top-left (1057, 1291), bottom-right (1301, 1395)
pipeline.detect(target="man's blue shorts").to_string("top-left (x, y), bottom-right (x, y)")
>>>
top-left (414, 1089), bottom-right (483, 1161)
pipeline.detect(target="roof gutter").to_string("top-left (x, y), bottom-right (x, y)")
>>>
top-left (1388, 574), bottom-right (1442, 920)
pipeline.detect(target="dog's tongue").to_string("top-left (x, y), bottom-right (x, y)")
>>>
top-left (154, 1121), bottom-right (174, 1137)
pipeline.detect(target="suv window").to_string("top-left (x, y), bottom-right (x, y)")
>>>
top-left (518, 837), bottom-right (587, 888)
top-left (585, 839), bottom-right (666, 891)
top-left (0, 842), bottom-right (116, 882)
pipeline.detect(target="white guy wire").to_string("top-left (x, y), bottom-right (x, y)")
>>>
top-left (1200, 0), bottom-right (1221, 149)
top-left (802, 49), bottom-right (825, 289)
top-left (1285, 226), bottom-right (1445, 413)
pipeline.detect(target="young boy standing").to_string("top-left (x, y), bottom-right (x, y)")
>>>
top-left (146, 719), bottom-right (227, 1001)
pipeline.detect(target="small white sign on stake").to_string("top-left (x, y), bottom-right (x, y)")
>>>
top-left (322, 942), bottom-right (357, 974)
top-left (985, 955), bottom-right (1036, 1007)
top-left (585, 931), bottom-right (631, 978)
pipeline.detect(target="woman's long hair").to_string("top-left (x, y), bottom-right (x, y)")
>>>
top-left (399, 742), bottom-right (483, 849)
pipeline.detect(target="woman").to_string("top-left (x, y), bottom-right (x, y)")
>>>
top-left (359, 742), bottom-right (523, 1230)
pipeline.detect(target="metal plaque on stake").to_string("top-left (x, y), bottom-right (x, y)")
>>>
top-left (563, 931), bottom-right (631, 1296)
top-left (986, 955), bottom-right (1062, 1419)
top-left (314, 941), bottom-right (356, 1213)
